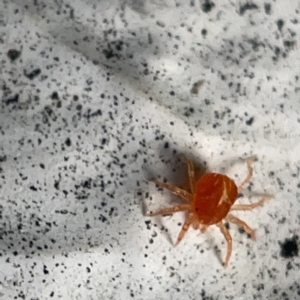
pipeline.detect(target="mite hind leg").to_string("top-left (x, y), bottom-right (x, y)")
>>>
top-left (216, 222), bottom-right (232, 267)
top-left (226, 214), bottom-right (256, 240)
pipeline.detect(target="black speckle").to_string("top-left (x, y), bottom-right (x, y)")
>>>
top-left (103, 49), bottom-right (114, 59)
top-left (278, 217), bottom-right (286, 224)
top-left (169, 91), bottom-right (175, 96)
top-left (0, 155), bottom-right (7, 162)
top-left (238, 227), bottom-right (251, 238)
top-left (46, 222), bottom-right (52, 228)
top-left (7, 49), bottom-right (21, 61)
top-left (83, 179), bottom-right (91, 189)
top-left (239, 3), bottom-right (258, 15)
top-left (202, 0), bottom-right (215, 13)
top-left (145, 220), bottom-right (151, 230)
top-left (156, 21), bottom-right (166, 28)
top-left (44, 106), bottom-right (56, 121)
top-left (277, 19), bottom-right (284, 31)
top-left (201, 29), bottom-right (207, 36)
top-left (51, 91), bottom-right (59, 100)
top-left (190, 80), bottom-right (205, 95)
top-left (65, 138), bottom-right (71, 147)
top-left (54, 181), bottom-right (59, 190)
top-left (43, 265), bottom-right (49, 275)
top-left (99, 214), bottom-right (108, 223)
top-left (5, 94), bottom-right (19, 105)
top-left (283, 40), bottom-right (296, 49)
top-left (280, 236), bottom-right (298, 258)
top-left (91, 109), bottom-right (102, 117)
top-left (246, 117), bottom-right (254, 126)
top-left (39, 163), bottom-right (45, 169)
top-left (24, 68), bottom-right (41, 80)
top-left (286, 261), bottom-right (292, 270)
top-left (108, 207), bottom-right (115, 217)
top-left (257, 283), bottom-right (264, 291)
top-left (164, 142), bottom-right (169, 149)
top-left (29, 186), bottom-right (38, 191)
top-left (264, 3), bottom-right (271, 15)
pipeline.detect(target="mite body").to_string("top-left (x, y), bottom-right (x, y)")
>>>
top-left (147, 157), bottom-right (272, 266)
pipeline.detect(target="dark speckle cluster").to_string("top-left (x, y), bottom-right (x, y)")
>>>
top-left (7, 49), bottom-right (21, 61)
top-left (280, 236), bottom-right (298, 258)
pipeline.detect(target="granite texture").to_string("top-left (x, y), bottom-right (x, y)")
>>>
top-left (0, 0), bottom-right (299, 299)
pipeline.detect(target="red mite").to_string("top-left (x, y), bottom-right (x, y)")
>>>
top-left (147, 157), bottom-right (272, 266)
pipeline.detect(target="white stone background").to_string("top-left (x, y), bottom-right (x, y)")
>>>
top-left (0, 0), bottom-right (300, 299)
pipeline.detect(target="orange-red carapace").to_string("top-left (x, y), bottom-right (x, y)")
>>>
top-left (147, 157), bottom-right (272, 266)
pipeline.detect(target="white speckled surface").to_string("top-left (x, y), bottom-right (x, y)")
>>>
top-left (1, 0), bottom-right (300, 299)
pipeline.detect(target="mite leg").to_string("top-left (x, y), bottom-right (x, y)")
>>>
top-left (231, 195), bottom-right (273, 211)
top-left (226, 214), bottom-right (256, 240)
top-left (175, 212), bottom-right (194, 246)
top-left (153, 179), bottom-right (192, 202)
top-left (192, 219), bottom-right (200, 230)
top-left (199, 224), bottom-right (209, 233)
top-left (216, 221), bottom-right (232, 267)
top-left (147, 204), bottom-right (191, 216)
top-left (191, 221), bottom-right (208, 232)
top-left (238, 157), bottom-right (256, 192)
top-left (183, 157), bottom-right (196, 194)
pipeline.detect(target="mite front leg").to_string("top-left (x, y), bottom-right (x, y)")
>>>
top-left (153, 179), bottom-right (192, 202)
top-left (238, 157), bottom-right (256, 192)
top-left (231, 195), bottom-right (272, 211)
top-left (175, 212), bottom-right (194, 246)
top-left (147, 204), bottom-right (191, 216)
top-left (183, 157), bottom-right (196, 194)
